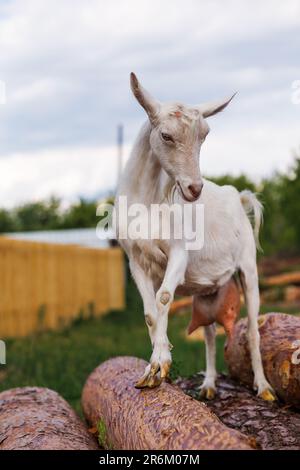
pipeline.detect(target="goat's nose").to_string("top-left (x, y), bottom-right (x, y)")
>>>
top-left (188, 182), bottom-right (203, 199)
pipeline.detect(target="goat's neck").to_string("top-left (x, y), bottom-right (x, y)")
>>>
top-left (121, 122), bottom-right (170, 206)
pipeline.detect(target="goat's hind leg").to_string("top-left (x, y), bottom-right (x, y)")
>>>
top-left (191, 294), bottom-right (217, 400)
top-left (200, 323), bottom-right (217, 400)
top-left (240, 263), bottom-right (276, 401)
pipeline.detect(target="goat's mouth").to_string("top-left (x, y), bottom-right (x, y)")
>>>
top-left (176, 181), bottom-right (201, 202)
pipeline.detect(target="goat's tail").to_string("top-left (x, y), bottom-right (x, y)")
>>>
top-left (240, 190), bottom-right (263, 251)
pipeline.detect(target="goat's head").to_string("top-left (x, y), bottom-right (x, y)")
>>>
top-left (130, 72), bottom-right (235, 202)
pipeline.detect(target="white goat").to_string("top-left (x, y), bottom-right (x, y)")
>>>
top-left (116, 73), bottom-right (275, 401)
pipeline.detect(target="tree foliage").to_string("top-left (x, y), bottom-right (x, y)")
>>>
top-left (208, 154), bottom-right (300, 256)
top-left (0, 197), bottom-right (98, 233)
top-left (14, 197), bottom-right (61, 232)
top-left (1, 156), bottom-right (300, 256)
top-left (60, 199), bottom-right (98, 229)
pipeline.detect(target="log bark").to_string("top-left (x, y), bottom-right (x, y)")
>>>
top-left (225, 313), bottom-right (300, 407)
top-left (0, 387), bottom-right (98, 450)
top-left (176, 373), bottom-right (300, 450)
top-left (82, 356), bottom-right (256, 450)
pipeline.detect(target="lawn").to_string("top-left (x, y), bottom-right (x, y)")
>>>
top-left (0, 279), bottom-right (298, 415)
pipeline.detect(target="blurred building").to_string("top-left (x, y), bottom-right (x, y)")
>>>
top-left (3, 227), bottom-right (114, 249)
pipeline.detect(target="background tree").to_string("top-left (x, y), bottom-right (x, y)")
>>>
top-left (0, 209), bottom-right (17, 232)
top-left (0, 154), bottom-right (299, 257)
top-left (13, 197), bottom-right (61, 232)
top-left (60, 199), bottom-right (98, 229)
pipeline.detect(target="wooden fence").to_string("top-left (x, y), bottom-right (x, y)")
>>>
top-left (0, 237), bottom-right (125, 338)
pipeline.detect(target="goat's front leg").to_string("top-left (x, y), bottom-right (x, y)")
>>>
top-left (130, 259), bottom-right (157, 345)
top-left (131, 247), bottom-right (187, 388)
top-left (150, 247), bottom-right (188, 381)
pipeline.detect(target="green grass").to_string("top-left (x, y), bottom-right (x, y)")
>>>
top-left (0, 279), bottom-right (299, 415)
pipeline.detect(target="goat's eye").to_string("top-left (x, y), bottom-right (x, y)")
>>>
top-left (161, 132), bottom-right (174, 143)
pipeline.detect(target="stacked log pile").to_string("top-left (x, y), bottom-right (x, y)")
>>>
top-left (1, 312), bottom-right (300, 450)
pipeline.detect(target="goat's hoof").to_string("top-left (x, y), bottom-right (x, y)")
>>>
top-left (135, 375), bottom-right (161, 389)
top-left (135, 372), bottom-right (162, 389)
top-left (199, 386), bottom-right (216, 400)
top-left (150, 361), bottom-right (160, 376)
top-left (160, 360), bottom-right (171, 379)
top-left (147, 374), bottom-right (162, 388)
top-left (134, 362), bottom-right (161, 389)
top-left (134, 360), bottom-right (171, 389)
top-left (258, 388), bottom-right (277, 402)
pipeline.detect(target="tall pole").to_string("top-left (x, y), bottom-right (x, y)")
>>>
top-left (117, 124), bottom-right (123, 189)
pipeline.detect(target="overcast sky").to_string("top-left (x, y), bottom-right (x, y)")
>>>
top-left (0, 0), bottom-right (300, 207)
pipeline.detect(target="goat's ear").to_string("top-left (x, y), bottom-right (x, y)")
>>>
top-left (198, 92), bottom-right (236, 118)
top-left (130, 72), bottom-right (160, 122)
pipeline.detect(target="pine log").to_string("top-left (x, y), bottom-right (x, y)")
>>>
top-left (263, 271), bottom-right (300, 286)
top-left (176, 373), bottom-right (300, 450)
top-left (225, 313), bottom-right (300, 407)
top-left (169, 296), bottom-right (192, 314)
top-left (284, 286), bottom-right (300, 302)
top-left (82, 356), bottom-right (256, 450)
top-left (0, 387), bottom-right (98, 450)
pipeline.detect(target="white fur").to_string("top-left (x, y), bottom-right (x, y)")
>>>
top-left (116, 73), bottom-right (272, 395)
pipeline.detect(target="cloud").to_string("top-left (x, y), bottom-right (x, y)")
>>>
top-left (0, 144), bottom-right (131, 207)
top-left (0, 0), bottom-right (299, 206)
top-left (202, 122), bottom-right (300, 178)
